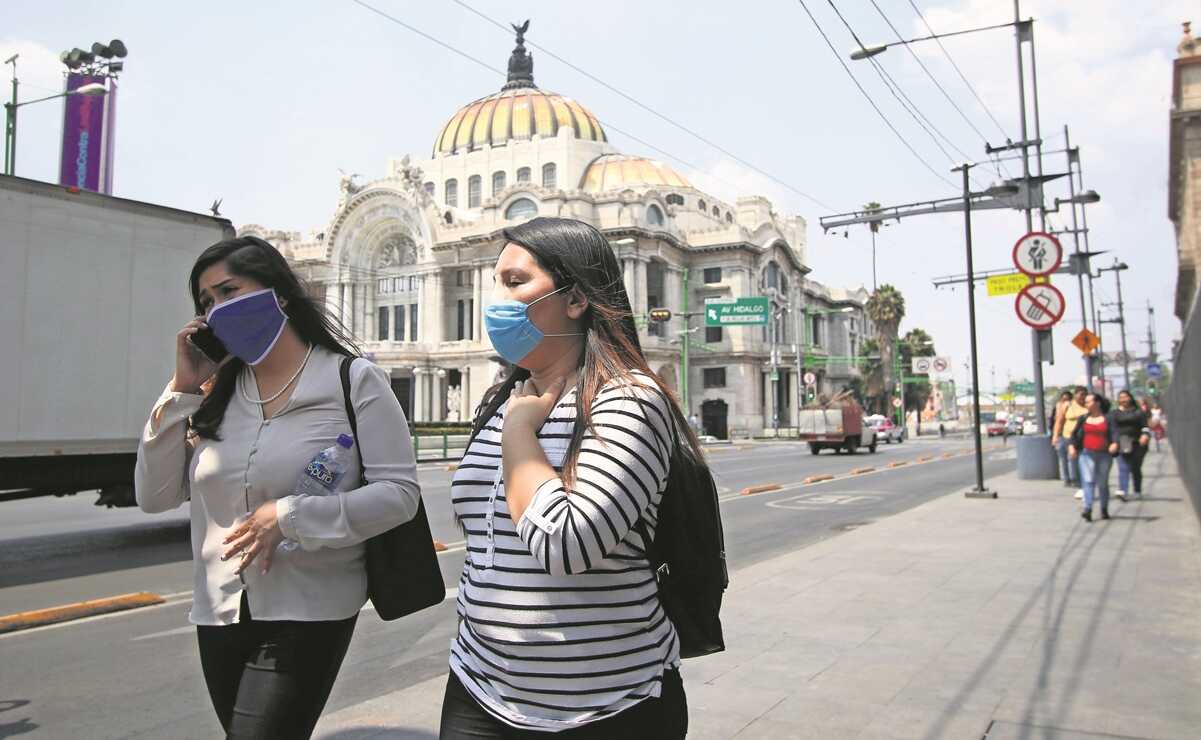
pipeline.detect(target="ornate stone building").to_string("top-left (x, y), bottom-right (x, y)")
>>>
top-left (1171, 21), bottom-right (1201, 324)
top-left (240, 26), bottom-right (868, 437)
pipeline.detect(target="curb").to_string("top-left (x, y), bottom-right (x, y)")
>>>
top-left (917, 456), bottom-right (934, 462)
top-left (803, 474), bottom-right (835, 484)
top-left (850, 467), bottom-right (875, 475)
top-left (740, 483), bottom-right (783, 496)
top-left (0, 592), bottom-right (166, 635)
top-left (888, 461), bottom-right (908, 468)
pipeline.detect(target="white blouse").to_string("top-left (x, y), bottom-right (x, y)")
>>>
top-left (134, 347), bottom-right (421, 625)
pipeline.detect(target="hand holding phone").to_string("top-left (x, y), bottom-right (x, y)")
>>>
top-left (173, 317), bottom-right (226, 393)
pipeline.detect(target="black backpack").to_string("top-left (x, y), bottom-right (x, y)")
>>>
top-left (636, 417), bottom-right (729, 659)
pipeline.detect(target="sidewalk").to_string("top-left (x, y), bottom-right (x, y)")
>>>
top-left (315, 447), bottom-right (1201, 739)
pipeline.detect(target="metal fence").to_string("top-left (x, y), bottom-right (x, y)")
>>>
top-left (1167, 286), bottom-right (1201, 524)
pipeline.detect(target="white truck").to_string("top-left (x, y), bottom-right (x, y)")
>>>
top-left (0, 176), bottom-right (233, 506)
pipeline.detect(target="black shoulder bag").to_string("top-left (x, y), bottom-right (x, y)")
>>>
top-left (340, 356), bottom-right (445, 620)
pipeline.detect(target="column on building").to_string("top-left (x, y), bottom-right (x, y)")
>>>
top-left (340, 281), bottom-right (354, 336)
top-left (633, 259), bottom-right (647, 316)
top-left (411, 367), bottom-right (426, 422)
top-left (665, 266), bottom-right (683, 315)
top-left (422, 270), bottom-right (444, 345)
top-left (324, 282), bottom-right (340, 324)
top-left (473, 265), bottom-right (484, 346)
top-left (434, 368), bottom-right (447, 421)
top-left (363, 280), bottom-right (376, 343)
top-left (458, 366), bottom-right (472, 422)
top-left (623, 258), bottom-right (635, 308)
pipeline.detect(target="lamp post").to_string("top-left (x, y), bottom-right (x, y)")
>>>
top-left (850, 1), bottom-right (1052, 440)
top-left (1052, 131), bottom-right (1102, 383)
top-left (3, 82), bottom-right (106, 177)
top-left (1097, 260), bottom-right (1131, 390)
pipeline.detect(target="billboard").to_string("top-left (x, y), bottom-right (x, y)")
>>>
top-left (58, 72), bottom-right (116, 193)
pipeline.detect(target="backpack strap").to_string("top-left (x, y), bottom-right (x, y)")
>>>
top-left (339, 356), bottom-right (367, 487)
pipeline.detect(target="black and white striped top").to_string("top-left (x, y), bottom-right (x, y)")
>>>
top-left (449, 373), bottom-right (680, 731)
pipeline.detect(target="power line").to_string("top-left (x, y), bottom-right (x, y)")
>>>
top-left (795, 0), bottom-right (957, 190)
top-left (349, 0), bottom-right (824, 212)
top-left (906, 0), bottom-right (1011, 142)
top-left (824, 0), bottom-right (973, 168)
top-left (451, 0), bottom-right (835, 212)
top-left (867, 0), bottom-right (1011, 179)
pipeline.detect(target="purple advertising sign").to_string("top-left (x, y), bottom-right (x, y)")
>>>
top-left (58, 72), bottom-right (115, 193)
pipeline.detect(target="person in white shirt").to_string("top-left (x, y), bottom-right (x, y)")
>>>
top-left (135, 235), bottom-right (420, 738)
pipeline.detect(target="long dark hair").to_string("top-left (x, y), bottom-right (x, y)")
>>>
top-left (471, 217), bottom-right (705, 485)
top-left (188, 236), bottom-right (358, 440)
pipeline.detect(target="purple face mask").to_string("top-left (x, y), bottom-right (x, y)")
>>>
top-left (206, 288), bottom-right (288, 366)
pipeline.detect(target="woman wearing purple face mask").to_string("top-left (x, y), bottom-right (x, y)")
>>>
top-left (134, 236), bottom-right (422, 739)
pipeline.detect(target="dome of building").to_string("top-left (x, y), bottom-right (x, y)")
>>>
top-left (434, 88), bottom-right (606, 156)
top-left (433, 24), bottom-right (606, 156)
top-left (580, 154), bottom-right (692, 193)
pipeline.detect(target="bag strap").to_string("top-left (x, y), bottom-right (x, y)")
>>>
top-left (339, 356), bottom-right (368, 487)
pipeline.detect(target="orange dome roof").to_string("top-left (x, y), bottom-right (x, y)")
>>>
top-left (434, 88), bottom-right (607, 156)
top-left (580, 154), bottom-right (692, 192)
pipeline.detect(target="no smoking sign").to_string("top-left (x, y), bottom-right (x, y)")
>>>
top-left (1014, 283), bottom-right (1065, 330)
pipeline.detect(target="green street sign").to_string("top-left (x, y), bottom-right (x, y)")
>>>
top-left (704, 297), bottom-right (769, 326)
top-left (769, 368), bottom-right (779, 381)
top-left (1011, 382), bottom-right (1035, 394)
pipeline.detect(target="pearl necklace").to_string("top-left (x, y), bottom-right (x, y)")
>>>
top-left (240, 344), bottom-right (315, 406)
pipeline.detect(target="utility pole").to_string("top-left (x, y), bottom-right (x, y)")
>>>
top-left (1098, 260), bottom-right (1131, 389)
top-left (1146, 301), bottom-right (1158, 362)
top-left (1063, 126), bottom-right (1093, 381)
top-left (954, 162), bottom-right (991, 496)
top-left (681, 268), bottom-right (691, 417)
top-left (3, 54), bottom-right (17, 176)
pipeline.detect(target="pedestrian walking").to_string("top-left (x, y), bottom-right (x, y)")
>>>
top-left (1068, 393), bottom-right (1120, 522)
top-left (1149, 401), bottom-right (1166, 451)
top-left (1051, 388), bottom-right (1086, 492)
top-left (135, 236), bottom-right (423, 738)
top-left (1113, 390), bottom-right (1151, 499)
top-left (440, 218), bottom-right (699, 738)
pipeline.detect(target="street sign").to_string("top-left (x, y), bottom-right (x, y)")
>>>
top-left (1146, 362), bottom-right (1163, 379)
top-left (1071, 328), bottom-right (1101, 355)
top-left (987, 272), bottom-right (1032, 297)
top-left (892, 397), bottom-right (902, 409)
top-left (803, 371), bottom-right (817, 386)
top-left (769, 368), bottom-right (779, 381)
top-left (1012, 231), bottom-right (1063, 277)
top-left (932, 357), bottom-right (950, 374)
top-left (912, 357), bottom-right (933, 374)
top-left (704, 296), bottom-right (769, 326)
top-left (1014, 284), bottom-right (1065, 330)
top-left (1012, 381), bottom-right (1035, 394)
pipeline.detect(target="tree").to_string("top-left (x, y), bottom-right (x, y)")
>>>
top-left (858, 337), bottom-right (885, 412)
top-left (865, 284), bottom-right (906, 415)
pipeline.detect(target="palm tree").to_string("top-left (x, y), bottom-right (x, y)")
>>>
top-left (866, 284), bottom-right (906, 414)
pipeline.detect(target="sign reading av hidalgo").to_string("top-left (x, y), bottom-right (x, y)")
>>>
top-left (704, 297), bottom-right (769, 326)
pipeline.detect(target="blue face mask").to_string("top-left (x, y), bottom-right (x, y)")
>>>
top-left (484, 285), bottom-right (582, 365)
top-left (206, 288), bottom-right (288, 366)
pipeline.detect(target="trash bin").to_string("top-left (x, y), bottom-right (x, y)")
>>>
top-left (1016, 434), bottom-right (1059, 479)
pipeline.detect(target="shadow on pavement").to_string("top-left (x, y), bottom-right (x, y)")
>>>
top-left (321, 729), bottom-right (436, 740)
top-left (0, 699), bottom-right (37, 739)
top-left (0, 521), bottom-right (190, 588)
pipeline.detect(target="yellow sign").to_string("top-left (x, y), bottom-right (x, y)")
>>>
top-left (987, 273), bottom-right (1032, 296)
top-left (1071, 328), bottom-right (1101, 355)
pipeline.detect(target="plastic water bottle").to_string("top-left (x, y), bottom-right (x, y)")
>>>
top-left (278, 434), bottom-right (355, 553)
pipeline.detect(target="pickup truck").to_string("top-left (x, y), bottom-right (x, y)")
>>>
top-left (798, 401), bottom-right (877, 455)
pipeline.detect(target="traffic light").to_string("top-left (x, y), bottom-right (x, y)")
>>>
top-left (648, 308), bottom-right (672, 323)
top-left (805, 386), bottom-right (816, 403)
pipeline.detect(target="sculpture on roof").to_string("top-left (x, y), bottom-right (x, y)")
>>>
top-left (504, 19), bottom-right (535, 90)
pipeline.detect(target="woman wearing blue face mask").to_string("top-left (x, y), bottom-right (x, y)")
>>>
top-left (134, 236), bottom-right (421, 738)
top-left (439, 218), bottom-right (704, 738)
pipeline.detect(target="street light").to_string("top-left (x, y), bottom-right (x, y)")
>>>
top-left (4, 81), bottom-right (107, 176)
top-left (1052, 189), bottom-right (1100, 209)
top-left (847, 20), bottom-right (1018, 61)
top-left (954, 161), bottom-right (993, 497)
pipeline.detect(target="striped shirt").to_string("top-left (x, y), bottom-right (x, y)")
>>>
top-left (449, 374), bottom-right (680, 731)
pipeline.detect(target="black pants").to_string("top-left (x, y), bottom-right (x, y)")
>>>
top-left (195, 592), bottom-right (357, 739)
top-left (438, 668), bottom-right (688, 739)
top-left (1121, 445), bottom-right (1148, 493)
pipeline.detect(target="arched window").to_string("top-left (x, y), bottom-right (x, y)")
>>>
top-left (647, 204), bottom-right (665, 226)
top-left (698, 199), bottom-right (707, 212)
top-left (542, 163), bottom-right (557, 189)
top-left (492, 171), bottom-right (506, 197)
top-left (423, 181), bottom-right (435, 198)
top-left (444, 179), bottom-right (458, 207)
top-left (764, 261), bottom-right (781, 291)
top-left (467, 175), bottom-right (482, 208)
top-left (666, 193), bottom-right (685, 206)
top-left (725, 211), bottom-right (733, 224)
top-left (516, 167), bottom-right (531, 183)
top-left (712, 206), bottom-right (720, 217)
top-left (505, 198), bottom-right (538, 221)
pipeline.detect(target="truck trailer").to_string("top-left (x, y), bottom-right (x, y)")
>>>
top-left (0, 176), bottom-right (234, 506)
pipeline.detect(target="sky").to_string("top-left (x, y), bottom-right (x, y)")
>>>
top-left (3, 0), bottom-right (1190, 395)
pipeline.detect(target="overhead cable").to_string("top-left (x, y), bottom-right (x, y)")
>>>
top-left (795, 0), bottom-right (958, 190)
top-left (452, 0), bottom-right (835, 211)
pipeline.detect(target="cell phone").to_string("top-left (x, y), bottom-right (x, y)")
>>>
top-left (188, 326), bottom-right (228, 363)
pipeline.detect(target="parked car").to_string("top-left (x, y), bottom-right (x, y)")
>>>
top-left (985, 420), bottom-right (1008, 437)
top-left (869, 416), bottom-right (906, 443)
top-left (1006, 418), bottom-right (1023, 435)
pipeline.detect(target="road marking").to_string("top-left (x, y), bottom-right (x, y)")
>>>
top-left (0, 592), bottom-right (165, 635)
top-left (131, 625), bottom-right (194, 641)
top-left (850, 467), bottom-right (875, 475)
top-left (802, 474), bottom-right (835, 484)
top-left (740, 483), bottom-right (783, 496)
top-left (917, 456), bottom-right (934, 462)
top-left (767, 493), bottom-right (881, 509)
top-left (888, 461), bottom-right (909, 468)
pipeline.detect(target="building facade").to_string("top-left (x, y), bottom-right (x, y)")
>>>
top-left (1170, 21), bottom-right (1201, 325)
top-left (239, 28), bottom-right (867, 438)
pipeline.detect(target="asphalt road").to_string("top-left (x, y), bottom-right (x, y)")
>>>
top-left (0, 434), bottom-right (1017, 739)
